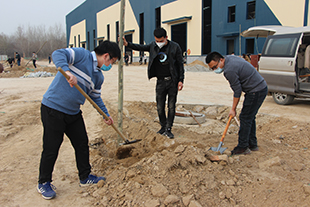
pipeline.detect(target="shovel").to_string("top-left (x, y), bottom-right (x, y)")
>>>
top-left (58, 68), bottom-right (141, 146)
top-left (209, 116), bottom-right (233, 154)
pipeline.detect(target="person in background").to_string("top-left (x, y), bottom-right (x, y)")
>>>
top-left (139, 54), bottom-right (143, 65)
top-left (48, 54), bottom-right (51, 64)
top-left (242, 54), bottom-right (251, 63)
top-left (143, 53), bottom-right (147, 64)
top-left (122, 27), bottom-right (184, 139)
top-left (206, 51), bottom-right (267, 156)
top-left (32, 52), bottom-right (37, 68)
top-left (16, 52), bottom-right (21, 66)
top-left (124, 53), bottom-right (129, 66)
top-left (7, 57), bottom-right (14, 68)
top-left (37, 40), bottom-right (121, 200)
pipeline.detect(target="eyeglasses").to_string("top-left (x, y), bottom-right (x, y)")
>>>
top-left (108, 54), bottom-right (117, 64)
top-left (210, 61), bottom-right (220, 70)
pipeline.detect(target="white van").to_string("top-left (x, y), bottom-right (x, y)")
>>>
top-left (241, 26), bottom-right (310, 105)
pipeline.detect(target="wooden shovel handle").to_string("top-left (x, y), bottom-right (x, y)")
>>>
top-left (220, 116), bottom-right (233, 142)
top-left (188, 110), bottom-right (201, 127)
top-left (299, 74), bottom-right (310, 78)
top-left (57, 67), bottom-right (128, 142)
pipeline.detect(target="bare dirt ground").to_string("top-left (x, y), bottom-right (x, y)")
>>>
top-left (1, 61), bottom-right (310, 207)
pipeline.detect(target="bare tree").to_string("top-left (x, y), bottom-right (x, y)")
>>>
top-left (1, 23), bottom-right (67, 59)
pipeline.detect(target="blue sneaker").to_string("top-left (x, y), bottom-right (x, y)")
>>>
top-left (80, 174), bottom-right (106, 187)
top-left (37, 182), bottom-right (56, 199)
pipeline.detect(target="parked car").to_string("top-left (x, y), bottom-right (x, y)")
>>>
top-left (242, 26), bottom-right (310, 105)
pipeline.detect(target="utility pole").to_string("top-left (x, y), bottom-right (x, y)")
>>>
top-left (117, 0), bottom-right (125, 144)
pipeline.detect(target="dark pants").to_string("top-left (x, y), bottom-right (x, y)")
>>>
top-left (238, 87), bottom-right (268, 148)
top-left (17, 60), bottom-right (20, 66)
top-left (33, 60), bottom-right (36, 68)
top-left (38, 104), bottom-right (91, 183)
top-left (156, 79), bottom-right (178, 129)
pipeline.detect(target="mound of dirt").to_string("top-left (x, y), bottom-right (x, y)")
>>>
top-left (185, 60), bottom-right (210, 72)
top-left (0, 64), bottom-right (57, 78)
top-left (187, 60), bottom-right (208, 68)
top-left (1, 67), bottom-right (310, 206)
top-left (79, 101), bottom-right (310, 206)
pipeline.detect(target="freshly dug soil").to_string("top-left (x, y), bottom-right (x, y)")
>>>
top-left (1, 62), bottom-right (310, 207)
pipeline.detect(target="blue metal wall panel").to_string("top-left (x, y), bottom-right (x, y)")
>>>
top-left (66, 0), bottom-right (281, 55)
top-left (127, 0), bottom-right (176, 44)
top-left (66, 0), bottom-right (176, 49)
top-left (211, 0), bottom-right (281, 55)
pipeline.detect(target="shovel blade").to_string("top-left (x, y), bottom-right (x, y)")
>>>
top-left (208, 142), bottom-right (227, 154)
top-left (119, 139), bottom-right (142, 146)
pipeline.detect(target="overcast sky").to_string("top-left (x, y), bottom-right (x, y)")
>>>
top-left (0, 0), bottom-right (85, 35)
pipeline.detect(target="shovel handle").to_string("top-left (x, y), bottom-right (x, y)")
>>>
top-left (220, 116), bottom-right (233, 142)
top-left (188, 110), bottom-right (202, 127)
top-left (234, 116), bottom-right (240, 127)
top-left (57, 68), bottom-right (128, 143)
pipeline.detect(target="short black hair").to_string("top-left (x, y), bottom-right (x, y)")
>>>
top-left (94, 40), bottom-right (121, 60)
top-left (153, 27), bottom-right (167, 38)
top-left (205, 51), bottom-right (224, 64)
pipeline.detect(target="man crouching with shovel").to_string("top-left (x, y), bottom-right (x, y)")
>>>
top-left (37, 41), bottom-right (121, 199)
top-left (206, 52), bottom-right (267, 156)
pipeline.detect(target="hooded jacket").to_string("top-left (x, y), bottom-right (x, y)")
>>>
top-left (127, 40), bottom-right (184, 84)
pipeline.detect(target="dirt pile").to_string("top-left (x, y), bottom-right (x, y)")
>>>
top-left (0, 64), bottom-right (57, 78)
top-left (185, 60), bottom-right (209, 72)
top-left (74, 101), bottom-right (310, 207)
top-left (1, 62), bottom-right (310, 206)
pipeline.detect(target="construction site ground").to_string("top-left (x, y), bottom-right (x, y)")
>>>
top-left (0, 61), bottom-right (310, 207)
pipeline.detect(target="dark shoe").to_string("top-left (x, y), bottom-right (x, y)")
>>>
top-left (164, 128), bottom-right (174, 139)
top-left (249, 145), bottom-right (259, 151)
top-left (157, 127), bottom-right (166, 135)
top-left (231, 147), bottom-right (251, 156)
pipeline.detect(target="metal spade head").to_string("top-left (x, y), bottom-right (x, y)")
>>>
top-left (208, 142), bottom-right (227, 154)
top-left (119, 139), bottom-right (142, 146)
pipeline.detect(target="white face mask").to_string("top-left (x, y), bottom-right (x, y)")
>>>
top-left (156, 42), bottom-right (165, 49)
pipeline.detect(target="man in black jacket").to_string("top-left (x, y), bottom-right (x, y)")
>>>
top-left (123, 28), bottom-right (184, 138)
top-left (16, 52), bottom-right (21, 66)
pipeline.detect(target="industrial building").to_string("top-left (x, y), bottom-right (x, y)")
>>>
top-left (66, 0), bottom-right (310, 63)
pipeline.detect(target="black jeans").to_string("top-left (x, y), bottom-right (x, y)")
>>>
top-left (238, 87), bottom-right (268, 148)
top-left (156, 79), bottom-right (178, 129)
top-left (38, 104), bottom-right (91, 183)
top-left (33, 60), bottom-right (36, 68)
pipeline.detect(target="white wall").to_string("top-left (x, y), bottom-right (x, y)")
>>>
top-left (69, 20), bottom-right (86, 47)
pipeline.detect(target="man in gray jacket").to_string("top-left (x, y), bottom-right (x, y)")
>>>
top-left (206, 52), bottom-right (267, 155)
top-left (123, 28), bottom-right (184, 138)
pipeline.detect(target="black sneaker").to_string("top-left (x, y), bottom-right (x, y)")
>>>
top-left (249, 145), bottom-right (259, 151)
top-left (165, 128), bottom-right (174, 139)
top-left (157, 127), bottom-right (166, 135)
top-left (231, 147), bottom-right (251, 156)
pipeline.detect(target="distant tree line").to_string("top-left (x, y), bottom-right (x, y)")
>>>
top-left (0, 24), bottom-right (66, 60)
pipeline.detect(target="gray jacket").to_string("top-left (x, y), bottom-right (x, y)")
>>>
top-left (223, 55), bottom-right (267, 98)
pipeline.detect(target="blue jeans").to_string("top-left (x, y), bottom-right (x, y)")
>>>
top-left (238, 87), bottom-right (268, 148)
top-left (156, 79), bottom-right (178, 128)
